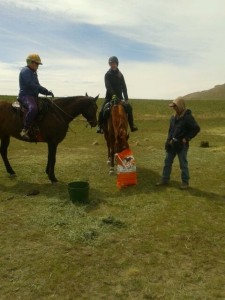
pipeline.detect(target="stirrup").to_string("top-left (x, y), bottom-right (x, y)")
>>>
top-left (20, 129), bottom-right (30, 140)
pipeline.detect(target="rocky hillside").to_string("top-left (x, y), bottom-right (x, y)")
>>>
top-left (183, 83), bottom-right (225, 100)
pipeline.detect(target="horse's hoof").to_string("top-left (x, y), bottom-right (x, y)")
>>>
top-left (9, 173), bottom-right (17, 178)
top-left (51, 181), bottom-right (58, 184)
top-left (109, 169), bottom-right (114, 175)
top-left (107, 160), bottom-right (111, 166)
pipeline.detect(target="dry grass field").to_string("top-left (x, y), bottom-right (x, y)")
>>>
top-left (0, 96), bottom-right (225, 299)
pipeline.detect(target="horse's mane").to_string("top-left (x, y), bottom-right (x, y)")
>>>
top-left (53, 95), bottom-right (87, 104)
top-left (112, 104), bottom-right (128, 128)
top-left (111, 104), bottom-right (129, 148)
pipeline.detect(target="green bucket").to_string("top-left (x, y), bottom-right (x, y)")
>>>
top-left (68, 181), bottom-right (89, 203)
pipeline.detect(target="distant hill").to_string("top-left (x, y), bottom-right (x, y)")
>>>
top-left (183, 83), bottom-right (225, 100)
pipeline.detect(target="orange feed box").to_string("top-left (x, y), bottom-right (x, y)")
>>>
top-left (115, 148), bottom-right (137, 188)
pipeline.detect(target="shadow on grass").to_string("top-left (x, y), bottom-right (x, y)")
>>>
top-left (1, 167), bottom-right (224, 206)
top-left (154, 179), bottom-right (225, 203)
top-left (114, 166), bottom-right (161, 196)
top-left (185, 186), bottom-right (225, 202)
top-left (0, 179), bottom-right (68, 200)
top-left (111, 166), bottom-right (225, 203)
top-left (0, 167), bottom-right (160, 208)
top-left (0, 178), bottom-right (108, 211)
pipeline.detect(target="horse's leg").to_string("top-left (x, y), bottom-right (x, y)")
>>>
top-left (105, 120), bottom-right (115, 174)
top-left (103, 129), bottom-right (111, 166)
top-left (0, 136), bottom-right (16, 176)
top-left (45, 160), bottom-right (49, 176)
top-left (46, 142), bottom-right (58, 183)
top-left (109, 134), bottom-right (115, 175)
top-left (106, 140), bottom-right (111, 166)
top-left (109, 146), bottom-right (115, 175)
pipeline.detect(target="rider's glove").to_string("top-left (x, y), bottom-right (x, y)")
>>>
top-left (47, 90), bottom-right (54, 98)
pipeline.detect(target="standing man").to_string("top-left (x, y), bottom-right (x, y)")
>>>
top-left (156, 97), bottom-right (200, 189)
top-left (18, 53), bottom-right (54, 140)
top-left (97, 56), bottom-right (138, 133)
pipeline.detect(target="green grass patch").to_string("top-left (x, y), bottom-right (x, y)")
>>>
top-left (1, 97), bottom-right (225, 299)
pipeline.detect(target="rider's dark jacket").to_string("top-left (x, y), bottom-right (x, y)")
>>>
top-left (105, 68), bottom-right (128, 101)
top-left (19, 66), bottom-right (49, 98)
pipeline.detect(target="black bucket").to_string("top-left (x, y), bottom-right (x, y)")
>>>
top-left (68, 181), bottom-right (89, 203)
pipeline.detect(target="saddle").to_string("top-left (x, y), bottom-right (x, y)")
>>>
top-left (12, 97), bottom-right (51, 142)
top-left (12, 97), bottom-right (50, 118)
top-left (103, 97), bottom-right (128, 121)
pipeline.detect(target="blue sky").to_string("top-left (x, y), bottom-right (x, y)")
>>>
top-left (0, 0), bottom-right (225, 99)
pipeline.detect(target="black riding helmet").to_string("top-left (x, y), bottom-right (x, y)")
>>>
top-left (108, 56), bottom-right (119, 66)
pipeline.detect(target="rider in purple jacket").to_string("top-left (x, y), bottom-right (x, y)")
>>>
top-left (18, 53), bottom-right (54, 140)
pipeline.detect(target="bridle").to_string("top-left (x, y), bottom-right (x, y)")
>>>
top-left (51, 98), bottom-right (97, 128)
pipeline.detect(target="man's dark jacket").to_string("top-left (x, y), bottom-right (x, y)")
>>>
top-left (167, 109), bottom-right (200, 143)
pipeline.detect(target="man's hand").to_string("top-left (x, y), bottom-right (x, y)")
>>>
top-left (47, 90), bottom-right (54, 98)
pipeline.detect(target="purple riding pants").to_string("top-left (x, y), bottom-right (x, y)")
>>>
top-left (20, 95), bottom-right (38, 129)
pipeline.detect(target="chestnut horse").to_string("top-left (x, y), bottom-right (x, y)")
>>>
top-left (103, 101), bottom-right (129, 174)
top-left (0, 95), bottom-right (98, 182)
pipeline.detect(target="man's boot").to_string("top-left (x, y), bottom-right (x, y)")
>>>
top-left (128, 111), bottom-right (138, 132)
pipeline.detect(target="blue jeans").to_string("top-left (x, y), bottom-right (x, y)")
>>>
top-left (20, 96), bottom-right (38, 129)
top-left (162, 145), bottom-right (189, 184)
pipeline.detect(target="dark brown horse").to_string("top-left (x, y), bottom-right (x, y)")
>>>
top-left (0, 95), bottom-right (98, 182)
top-left (103, 101), bottom-right (129, 174)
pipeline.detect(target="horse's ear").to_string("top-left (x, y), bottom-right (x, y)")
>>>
top-left (85, 92), bottom-right (88, 97)
top-left (94, 94), bottom-right (99, 102)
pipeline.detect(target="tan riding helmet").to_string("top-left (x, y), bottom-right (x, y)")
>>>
top-left (26, 53), bottom-right (43, 65)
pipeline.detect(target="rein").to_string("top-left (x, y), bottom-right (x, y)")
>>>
top-left (51, 98), bottom-right (94, 131)
top-left (51, 101), bottom-right (74, 120)
top-left (49, 101), bottom-right (76, 135)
